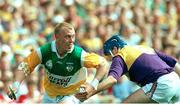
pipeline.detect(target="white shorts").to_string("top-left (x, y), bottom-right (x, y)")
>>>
top-left (142, 71), bottom-right (180, 103)
top-left (42, 92), bottom-right (81, 104)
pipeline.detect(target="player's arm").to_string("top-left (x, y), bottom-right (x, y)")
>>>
top-left (155, 50), bottom-right (177, 67)
top-left (76, 55), bottom-right (125, 100)
top-left (82, 52), bottom-right (108, 90)
top-left (15, 50), bottom-right (41, 83)
top-left (90, 75), bottom-right (117, 96)
top-left (7, 49), bottom-right (41, 100)
top-left (91, 55), bottom-right (127, 94)
top-left (155, 50), bottom-right (180, 77)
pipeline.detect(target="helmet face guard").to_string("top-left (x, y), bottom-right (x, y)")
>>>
top-left (103, 34), bottom-right (127, 56)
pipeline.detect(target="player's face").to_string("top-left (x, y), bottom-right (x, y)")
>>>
top-left (56, 28), bottom-right (75, 53)
top-left (105, 55), bottom-right (112, 61)
top-left (105, 47), bottom-right (119, 60)
top-left (112, 47), bottom-right (119, 56)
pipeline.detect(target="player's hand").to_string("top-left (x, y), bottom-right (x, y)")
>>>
top-left (7, 86), bottom-right (17, 100)
top-left (75, 82), bottom-right (95, 101)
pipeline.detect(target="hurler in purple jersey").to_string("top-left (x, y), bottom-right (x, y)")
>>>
top-left (76, 34), bottom-right (180, 103)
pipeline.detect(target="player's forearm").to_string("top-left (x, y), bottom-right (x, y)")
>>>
top-left (91, 76), bottom-right (117, 97)
top-left (94, 59), bottom-right (108, 81)
top-left (14, 70), bottom-right (26, 84)
top-left (15, 61), bottom-right (31, 84)
top-left (90, 60), bottom-right (108, 90)
top-left (15, 51), bottom-right (41, 84)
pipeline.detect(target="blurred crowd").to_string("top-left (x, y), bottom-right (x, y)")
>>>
top-left (0, 0), bottom-right (179, 103)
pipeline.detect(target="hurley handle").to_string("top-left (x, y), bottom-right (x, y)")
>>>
top-left (8, 86), bottom-right (16, 100)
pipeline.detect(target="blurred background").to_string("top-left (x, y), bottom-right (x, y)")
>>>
top-left (0, 0), bottom-right (179, 103)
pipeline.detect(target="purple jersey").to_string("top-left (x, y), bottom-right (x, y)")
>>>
top-left (108, 45), bottom-right (177, 86)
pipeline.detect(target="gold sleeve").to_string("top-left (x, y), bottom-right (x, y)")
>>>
top-left (83, 53), bottom-right (105, 68)
top-left (23, 51), bottom-right (41, 73)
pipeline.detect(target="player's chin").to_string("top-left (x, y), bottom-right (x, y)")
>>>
top-left (66, 47), bottom-right (72, 52)
top-left (66, 45), bottom-right (73, 50)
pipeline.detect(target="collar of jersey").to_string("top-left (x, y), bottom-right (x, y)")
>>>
top-left (52, 40), bottom-right (74, 59)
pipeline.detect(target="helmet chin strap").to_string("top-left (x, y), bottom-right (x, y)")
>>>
top-left (109, 50), bottom-right (114, 57)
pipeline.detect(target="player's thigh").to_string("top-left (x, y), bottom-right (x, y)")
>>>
top-left (122, 88), bottom-right (156, 103)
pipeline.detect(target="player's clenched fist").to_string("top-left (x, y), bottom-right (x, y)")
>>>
top-left (75, 81), bottom-right (98, 101)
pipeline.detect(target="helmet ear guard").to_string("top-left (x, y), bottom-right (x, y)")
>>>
top-left (103, 34), bottom-right (127, 56)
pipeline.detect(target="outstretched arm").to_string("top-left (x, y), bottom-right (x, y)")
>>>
top-left (76, 55), bottom-right (126, 101)
top-left (15, 50), bottom-right (41, 84)
top-left (89, 55), bottom-right (127, 97)
top-left (7, 50), bottom-right (41, 100)
top-left (80, 52), bottom-right (109, 95)
top-left (92, 55), bottom-right (109, 88)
